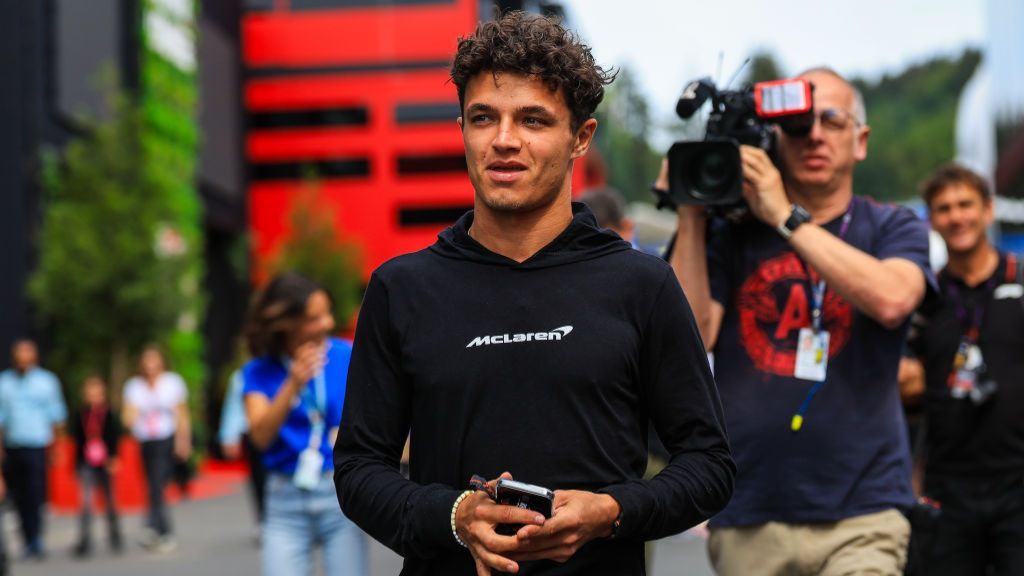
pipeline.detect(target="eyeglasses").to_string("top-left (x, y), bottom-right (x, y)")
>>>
top-left (815, 107), bottom-right (861, 130)
top-left (779, 107), bottom-right (862, 136)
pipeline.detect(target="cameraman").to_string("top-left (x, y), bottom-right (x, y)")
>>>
top-left (667, 68), bottom-right (933, 575)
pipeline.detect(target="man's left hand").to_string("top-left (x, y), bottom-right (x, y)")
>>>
top-left (508, 490), bottom-right (620, 563)
top-left (739, 145), bottom-right (790, 228)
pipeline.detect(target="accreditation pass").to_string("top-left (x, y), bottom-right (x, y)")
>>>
top-left (794, 328), bottom-right (829, 382)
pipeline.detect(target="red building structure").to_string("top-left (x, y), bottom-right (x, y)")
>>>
top-left (242, 0), bottom-right (582, 279)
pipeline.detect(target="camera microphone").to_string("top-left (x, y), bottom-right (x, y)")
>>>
top-left (675, 77), bottom-right (715, 119)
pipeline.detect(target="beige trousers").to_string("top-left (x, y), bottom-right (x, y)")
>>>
top-left (707, 508), bottom-right (910, 576)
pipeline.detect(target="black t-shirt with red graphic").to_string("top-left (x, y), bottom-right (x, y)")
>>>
top-left (707, 195), bottom-right (933, 528)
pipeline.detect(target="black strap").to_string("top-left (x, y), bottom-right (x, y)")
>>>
top-left (650, 184), bottom-right (677, 212)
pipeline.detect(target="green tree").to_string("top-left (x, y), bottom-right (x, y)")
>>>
top-left (593, 65), bottom-right (662, 204)
top-left (854, 49), bottom-right (981, 201)
top-left (743, 50), bottom-right (784, 84)
top-left (30, 88), bottom-right (204, 407)
top-left (265, 181), bottom-right (364, 331)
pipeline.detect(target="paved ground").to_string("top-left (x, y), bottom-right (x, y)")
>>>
top-left (5, 478), bottom-right (714, 575)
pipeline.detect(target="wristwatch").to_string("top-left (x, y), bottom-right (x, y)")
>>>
top-left (776, 204), bottom-right (811, 239)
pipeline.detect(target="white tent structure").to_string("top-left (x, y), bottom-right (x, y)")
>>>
top-left (956, 0), bottom-right (1024, 226)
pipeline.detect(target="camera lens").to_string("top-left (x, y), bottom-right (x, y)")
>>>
top-left (667, 139), bottom-right (743, 206)
top-left (689, 149), bottom-right (736, 200)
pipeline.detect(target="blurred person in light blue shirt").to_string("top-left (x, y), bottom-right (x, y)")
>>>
top-left (0, 339), bottom-right (68, 559)
top-left (219, 367), bottom-right (267, 531)
top-left (219, 369), bottom-right (248, 450)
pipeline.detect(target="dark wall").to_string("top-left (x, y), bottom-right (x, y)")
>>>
top-left (0, 0), bottom-right (136, 370)
top-left (199, 0), bottom-right (249, 442)
top-left (0, 0), bottom-right (249, 424)
top-left (0, 0), bottom-right (36, 367)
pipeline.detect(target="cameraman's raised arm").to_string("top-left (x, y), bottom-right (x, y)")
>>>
top-left (661, 159), bottom-right (725, 350)
top-left (740, 145), bottom-right (929, 329)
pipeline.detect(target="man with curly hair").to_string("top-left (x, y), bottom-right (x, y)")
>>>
top-left (334, 12), bottom-right (734, 575)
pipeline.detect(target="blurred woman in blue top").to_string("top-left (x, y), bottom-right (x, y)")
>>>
top-left (242, 272), bottom-right (366, 576)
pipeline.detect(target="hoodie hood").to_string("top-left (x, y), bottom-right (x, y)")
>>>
top-left (429, 202), bottom-right (633, 270)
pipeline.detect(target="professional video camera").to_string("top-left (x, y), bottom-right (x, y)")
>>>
top-left (656, 76), bottom-right (816, 212)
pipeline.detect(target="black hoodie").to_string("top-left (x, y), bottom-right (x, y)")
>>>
top-left (334, 204), bottom-right (734, 576)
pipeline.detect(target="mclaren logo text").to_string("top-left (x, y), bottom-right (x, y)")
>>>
top-left (466, 326), bottom-right (574, 348)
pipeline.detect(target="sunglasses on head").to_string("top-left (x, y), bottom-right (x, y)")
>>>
top-left (779, 107), bottom-right (861, 136)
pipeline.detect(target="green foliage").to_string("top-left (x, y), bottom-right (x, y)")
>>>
top-left (266, 183), bottom-right (364, 330)
top-left (30, 2), bottom-right (205, 446)
top-left (137, 0), bottom-right (206, 437)
top-left (743, 50), bottom-right (784, 85)
top-left (593, 66), bottom-right (663, 204)
top-left (29, 88), bottom-right (203, 406)
top-left (853, 50), bottom-right (981, 201)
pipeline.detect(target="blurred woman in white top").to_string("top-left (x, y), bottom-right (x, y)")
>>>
top-left (121, 345), bottom-right (191, 552)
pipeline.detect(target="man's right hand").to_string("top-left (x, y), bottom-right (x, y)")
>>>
top-left (739, 145), bottom-right (790, 228)
top-left (456, 473), bottom-right (547, 575)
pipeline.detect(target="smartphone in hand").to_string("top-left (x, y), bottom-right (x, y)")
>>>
top-left (494, 478), bottom-right (553, 536)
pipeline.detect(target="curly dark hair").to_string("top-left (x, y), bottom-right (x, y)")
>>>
top-left (450, 11), bottom-right (616, 133)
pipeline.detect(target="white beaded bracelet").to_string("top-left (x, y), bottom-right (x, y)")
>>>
top-left (450, 490), bottom-right (474, 548)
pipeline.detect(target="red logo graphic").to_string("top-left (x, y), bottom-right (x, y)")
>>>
top-left (736, 252), bottom-right (853, 376)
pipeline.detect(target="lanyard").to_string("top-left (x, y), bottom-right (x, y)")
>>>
top-left (298, 359), bottom-right (328, 417)
top-left (301, 369), bottom-right (327, 451)
top-left (789, 202), bottom-right (853, 432)
top-left (797, 203), bottom-right (854, 333)
top-left (943, 274), bottom-right (997, 343)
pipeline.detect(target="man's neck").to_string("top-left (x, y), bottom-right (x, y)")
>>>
top-left (468, 201), bottom-right (573, 263)
top-left (787, 180), bottom-right (854, 224)
top-left (946, 242), bottom-right (999, 287)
